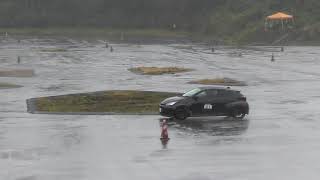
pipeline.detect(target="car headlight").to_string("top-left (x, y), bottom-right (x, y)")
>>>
top-left (166, 102), bottom-right (177, 106)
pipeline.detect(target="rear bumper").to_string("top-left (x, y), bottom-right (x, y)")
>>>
top-left (159, 105), bottom-right (175, 117)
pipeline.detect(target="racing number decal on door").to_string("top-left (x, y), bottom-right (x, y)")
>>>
top-left (204, 104), bottom-right (212, 110)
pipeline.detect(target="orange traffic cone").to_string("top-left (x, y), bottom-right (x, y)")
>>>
top-left (160, 119), bottom-right (169, 140)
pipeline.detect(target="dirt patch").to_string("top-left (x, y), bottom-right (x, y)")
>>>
top-left (189, 78), bottom-right (247, 86)
top-left (27, 90), bottom-right (180, 114)
top-left (40, 48), bottom-right (67, 52)
top-left (0, 82), bottom-right (23, 89)
top-left (128, 67), bottom-right (193, 75)
top-left (0, 69), bottom-right (35, 77)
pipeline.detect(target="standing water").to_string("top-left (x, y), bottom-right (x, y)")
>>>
top-left (1, 37), bottom-right (320, 180)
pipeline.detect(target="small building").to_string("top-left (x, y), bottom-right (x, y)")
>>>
top-left (265, 12), bottom-right (294, 31)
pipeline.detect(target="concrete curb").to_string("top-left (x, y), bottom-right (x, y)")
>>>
top-left (26, 98), bottom-right (37, 113)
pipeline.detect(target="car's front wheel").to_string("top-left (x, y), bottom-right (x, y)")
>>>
top-left (174, 107), bottom-right (188, 120)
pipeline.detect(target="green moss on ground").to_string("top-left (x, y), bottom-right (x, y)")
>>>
top-left (0, 82), bottom-right (23, 89)
top-left (189, 78), bottom-right (247, 86)
top-left (129, 67), bottom-right (193, 75)
top-left (33, 90), bottom-right (180, 113)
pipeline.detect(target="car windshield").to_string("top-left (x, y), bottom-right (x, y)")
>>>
top-left (183, 88), bottom-right (202, 97)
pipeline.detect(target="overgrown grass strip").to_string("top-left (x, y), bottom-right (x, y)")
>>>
top-left (129, 66), bottom-right (193, 75)
top-left (27, 90), bottom-right (180, 114)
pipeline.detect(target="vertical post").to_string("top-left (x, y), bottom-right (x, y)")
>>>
top-left (281, 19), bottom-right (284, 30)
top-left (264, 20), bottom-right (267, 31)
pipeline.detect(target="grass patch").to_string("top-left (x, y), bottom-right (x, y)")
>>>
top-left (0, 27), bottom-right (190, 39)
top-left (0, 69), bottom-right (34, 77)
top-left (30, 90), bottom-right (180, 113)
top-left (40, 48), bottom-right (68, 52)
top-left (129, 67), bottom-right (193, 75)
top-left (0, 82), bottom-right (23, 89)
top-left (189, 78), bottom-right (247, 86)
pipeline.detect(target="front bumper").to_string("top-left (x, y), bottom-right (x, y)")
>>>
top-left (159, 105), bottom-right (175, 117)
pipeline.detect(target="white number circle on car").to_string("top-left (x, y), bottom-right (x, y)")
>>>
top-left (204, 104), bottom-right (212, 109)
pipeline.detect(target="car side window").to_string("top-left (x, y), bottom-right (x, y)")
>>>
top-left (207, 89), bottom-right (218, 96)
top-left (195, 91), bottom-right (207, 98)
top-left (218, 90), bottom-right (232, 97)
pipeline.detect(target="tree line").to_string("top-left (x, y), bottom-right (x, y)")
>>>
top-left (0, 0), bottom-right (224, 30)
top-left (0, 0), bottom-right (318, 37)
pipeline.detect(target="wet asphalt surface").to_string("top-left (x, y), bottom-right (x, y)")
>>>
top-left (1, 37), bottom-right (320, 180)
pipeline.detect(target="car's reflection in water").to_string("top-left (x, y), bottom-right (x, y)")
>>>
top-left (162, 116), bottom-right (249, 136)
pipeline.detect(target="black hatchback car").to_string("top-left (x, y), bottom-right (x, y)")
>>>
top-left (159, 87), bottom-right (249, 120)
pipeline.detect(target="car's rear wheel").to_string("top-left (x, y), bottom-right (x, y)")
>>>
top-left (231, 109), bottom-right (246, 119)
top-left (174, 107), bottom-right (188, 120)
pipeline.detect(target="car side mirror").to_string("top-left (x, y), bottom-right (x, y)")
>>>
top-left (193, 96), bottom-right (198, 101)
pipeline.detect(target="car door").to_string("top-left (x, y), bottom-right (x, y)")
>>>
top-left (213, 90), bottom-right (235, 114)
top-left (190, 90), bottom-right (214, 116)
top-left (205, 89), bottom-right (219, 115)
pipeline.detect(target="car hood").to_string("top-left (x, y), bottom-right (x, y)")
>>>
top-left (161, 96), bottom-right (186, 104)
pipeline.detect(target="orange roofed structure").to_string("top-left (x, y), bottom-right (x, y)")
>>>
top-left (265, 12), bottom-right (294, 30)
top-left (266, 12), bottom-right (293, 20)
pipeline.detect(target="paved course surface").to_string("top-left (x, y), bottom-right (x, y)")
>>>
top-left (1, 37), bottom-right (320, 180)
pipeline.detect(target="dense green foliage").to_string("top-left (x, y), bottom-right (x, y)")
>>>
top-left (0, 0), bottom-right (319, 43)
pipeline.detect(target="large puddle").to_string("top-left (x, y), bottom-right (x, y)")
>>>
top-left (1, 36), bottom-right (320, 179)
